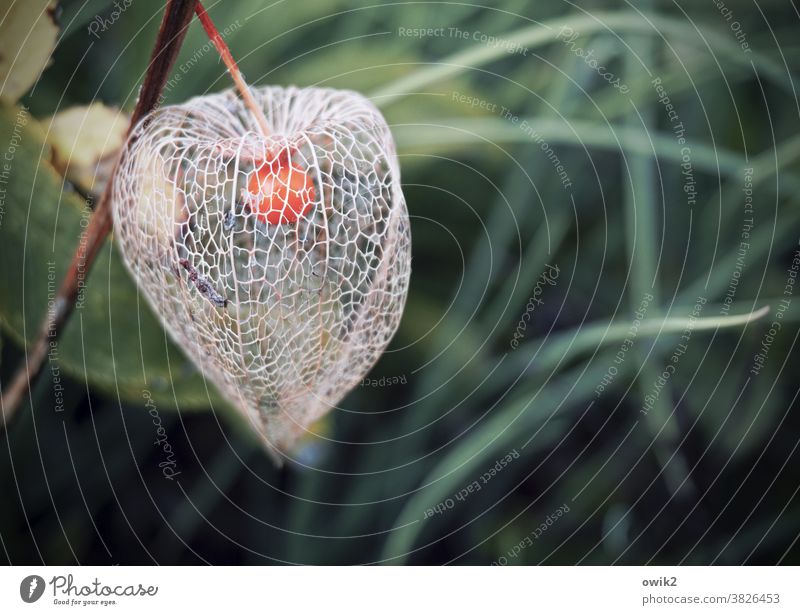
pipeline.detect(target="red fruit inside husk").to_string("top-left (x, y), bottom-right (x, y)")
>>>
top-left (247, 149), bottom-right (316, 225)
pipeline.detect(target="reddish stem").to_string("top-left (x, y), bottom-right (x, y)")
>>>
top-left (194, 2), bottom-right (270, 136)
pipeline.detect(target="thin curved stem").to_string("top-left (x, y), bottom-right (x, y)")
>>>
top-left (194, 1), bottom-right (270, 136)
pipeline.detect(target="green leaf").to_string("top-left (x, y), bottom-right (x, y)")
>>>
top-left (0, 102), bottom-right (227, 410)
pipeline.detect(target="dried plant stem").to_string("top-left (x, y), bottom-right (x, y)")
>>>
top-left (0, 0), bottom-right (199, 428)
top-left (194, 2), bottom-right (270, 136)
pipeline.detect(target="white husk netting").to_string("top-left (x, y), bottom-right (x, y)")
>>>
top-left (112, 85), bottom-right (411, 455)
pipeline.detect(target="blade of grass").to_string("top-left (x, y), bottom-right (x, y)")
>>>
top-left (694, 132), bottom-right (800, 293)
top-left (381, 358), bottom-right (614, 563)
top-left (394, 118), bottom-right (756, 179)
top-left (622, 11), bottom-right (692, 497)
top-left (506, 304), bottom-right (771, 378)
top-left (481, 208), bottom-right (571, 332)
top-left (371, 11), bottom-right (792, 107)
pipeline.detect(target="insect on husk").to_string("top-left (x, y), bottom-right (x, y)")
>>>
top-left (179, 258), bottom-right (229, 308)
top-left (223, 208), bottom-right (235, 230)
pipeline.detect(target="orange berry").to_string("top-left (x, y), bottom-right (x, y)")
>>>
top-left (247, 151), bottom-right (316, 225)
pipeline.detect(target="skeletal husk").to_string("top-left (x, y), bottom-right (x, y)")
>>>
top-left (112, 86), bottom-right (411, 457)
